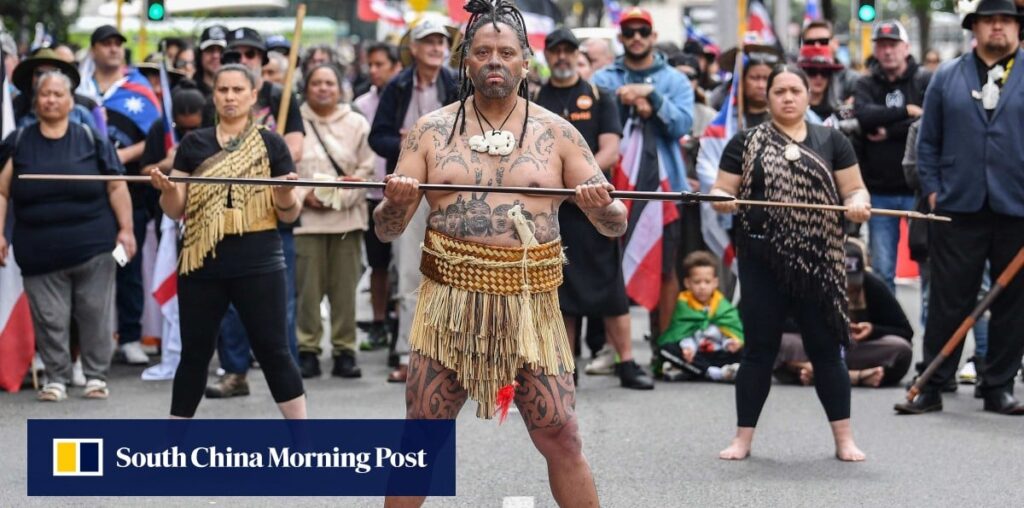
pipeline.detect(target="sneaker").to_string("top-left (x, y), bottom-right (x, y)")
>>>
top-left (360, 322), bottom-right (390, 351)
top-left (584, 346), bottom-right (617, 376)
top-left (616, 360), bottom-right (655, 390)
top-left (299, 352), bottom-right (321, 379)
top-left (332, 351), bottom-right (362, 378)
top-left (71, 358), bottom-right (87, 387)
top-left (662, 363), bottom-right (689, 382)
top-left (958, 361), bottom-right (978, 384)
top-left (721, 363), bottom-right (741, 383)
top-left (205, 373), bottom-right (250, 398)
top-left (119, 341), bottom-right (150, 365)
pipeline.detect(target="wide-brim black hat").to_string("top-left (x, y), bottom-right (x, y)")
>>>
top-left (12, 48), bottom-right (80, 95)
top-left (135, 62), bottom-right (187, 89)
top-left (961, 0), bottom-right (1024, 29)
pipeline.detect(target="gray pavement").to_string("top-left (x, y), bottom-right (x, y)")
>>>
top-left (3, 282), bottom-right (1023, 507)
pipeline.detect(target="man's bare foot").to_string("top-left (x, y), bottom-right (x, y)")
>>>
top-left (835, 439), bottom-right (866, 461)
top-left (858, 367), bottom-right (884, 388)
top-left (799, 364), bottom-right (814, 386)
top-left (719, 437), bottom-right (751, 460)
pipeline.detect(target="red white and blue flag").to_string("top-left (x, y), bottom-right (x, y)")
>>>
top-left (696, 57), bottom-right (741, 276)
top-left (747, 0), bottom-right (779, 46)
top-left (158, 58), bottom-right (177, 151)
top-left (804, 0), bottom-right (822, 23)
top-left (613, 119), bottom-right (679, 311)
top-left (0, 46), bottom-right (36, 392)
top-left (141, 217), bottom-right (180, 381)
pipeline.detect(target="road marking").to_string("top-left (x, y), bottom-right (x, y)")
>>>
top-left (502, 496), bottom-right (534, 508)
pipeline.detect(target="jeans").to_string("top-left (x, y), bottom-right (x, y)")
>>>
top-left (115, 208), bottom-right (151, 344)
top-left (216, 230), bottom-right (300, 374)
top-left (867, 194), bottom-right (915, 293)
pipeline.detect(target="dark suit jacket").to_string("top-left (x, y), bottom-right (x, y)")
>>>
top-left (368, 65), bottom-right (459, 175)
top-left (917, 49), bottom-right (1024, 217)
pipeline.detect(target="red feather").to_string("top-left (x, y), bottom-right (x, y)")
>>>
top-left (496, 382), bottom-right (518, 424)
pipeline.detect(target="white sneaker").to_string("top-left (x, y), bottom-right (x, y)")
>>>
top-left (958, 360), bottom-right (977, 384)
top-left (584, 346), bottom-right (617, 375)
top-left (721, 363), bottom-right (741, 382)
top-left (120, 342), bottom-right (150, 365)
top-left (71, 358), bottom-right (86, 387)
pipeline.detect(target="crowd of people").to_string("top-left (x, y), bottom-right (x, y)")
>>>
top-left (2, 0), bottom-right (1024, 490)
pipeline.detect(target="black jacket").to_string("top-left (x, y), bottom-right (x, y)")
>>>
top-left (853, 57), bottom-right (931, 195)
top-left (857, 271), bottom-right (914, 343)
top-left (368, 65), bottom-right (459, 174)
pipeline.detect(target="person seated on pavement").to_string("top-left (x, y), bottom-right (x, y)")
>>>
top-left (774, 239), bottom-right (913, 387)
top-left (657, 251), bottom-right (744, 382)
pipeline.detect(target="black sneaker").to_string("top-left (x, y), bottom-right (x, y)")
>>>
top-left (299, 352), bottom-right (321, 379)
top-left (332, 351), bottom-right (362, 378)
top-left (616, 360), bottom-right (654, 390)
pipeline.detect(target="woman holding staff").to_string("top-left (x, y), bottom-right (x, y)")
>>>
top-left (150, 64), bottom-right (307, 419)
top-left (709, 65), bottom-right (871, 461)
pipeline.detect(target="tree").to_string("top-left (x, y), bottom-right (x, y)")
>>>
top-left (911, 0), bottom-right (955, 58)
top-left (0, 0), bottom-right (82, 50)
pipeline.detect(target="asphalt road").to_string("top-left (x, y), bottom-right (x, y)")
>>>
top-left (3, 282), bottom-right (1023, 507)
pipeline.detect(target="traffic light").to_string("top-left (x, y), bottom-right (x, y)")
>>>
top-left (147, 0), bottom-right (166, 22)
top-left (857, 0), bottom-right (877, 23)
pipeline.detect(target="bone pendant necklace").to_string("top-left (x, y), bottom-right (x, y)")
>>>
top-left (469, 99), bottom-right (517, 156)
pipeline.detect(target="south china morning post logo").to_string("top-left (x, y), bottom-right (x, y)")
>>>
top-left (52, 438), bottom-right (103, 476)
top-left (28, 419), bottom-right (456, 496)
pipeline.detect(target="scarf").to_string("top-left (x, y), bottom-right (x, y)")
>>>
top-left (657, 290), bottom-right (744, 347)
top-left (178, 124), bottom-right (276, 275)
top-left (738, 122), bottom-right (849, 341)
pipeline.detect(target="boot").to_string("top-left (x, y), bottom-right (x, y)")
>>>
top-left (299, 352), bottom-right (321, 379)
top-left (616, 360), bottom-right (654, 390)
top-left (205, 373), bottom-right (250, 398)
top-left (332, 351), bottom-right (362, 378)
top-left (893, 390), bottom-right (942, 414)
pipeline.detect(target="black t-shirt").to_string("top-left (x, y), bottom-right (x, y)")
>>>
top-left (534, 80), bottom-right (621, 154)
top-left (720, 123), bottom-right (858, 233)
top-left (141, 121), bottom-right (191, 167)
top-left (3, 123), bottom-right (123, 275)
top-left (172, 126), bottom-right (294, 278)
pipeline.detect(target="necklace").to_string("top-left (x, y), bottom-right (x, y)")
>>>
top-left (774, 122), bottom-right (806, 162)
top-left (216, 121), bottom-right (250, 152)
top-left (469, 98), bottom-right (517, 156)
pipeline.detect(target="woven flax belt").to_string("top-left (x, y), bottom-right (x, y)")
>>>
top-left (411, 229), bottom-right (572, 419)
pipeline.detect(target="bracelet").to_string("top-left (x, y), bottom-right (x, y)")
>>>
top-left (275, 200), bottom-right (297, 212)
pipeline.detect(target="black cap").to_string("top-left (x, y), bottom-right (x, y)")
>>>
top-left (845, 240), bottom-right (866, 286)
top-left (544, 27), bottom-right (579, 51)
top-left (871, 20), bottom-right (909, 42)
top-left (223, 27), bottom-right (269, 65)
top-left (91, 25), bottom-right (127, 46)
top-left (199, 25), bottom-right (228, 51)
top-left (961, 0), bottom-right (1023, 29)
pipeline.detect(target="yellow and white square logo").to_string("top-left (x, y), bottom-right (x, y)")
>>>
top-left (52, 439), bottom-right (103, 476)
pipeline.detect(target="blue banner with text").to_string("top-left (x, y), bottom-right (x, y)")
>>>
top-left (28, 419), bottom-right (456, 496)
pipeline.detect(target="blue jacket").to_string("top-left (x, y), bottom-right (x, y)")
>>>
top-left (593, 53), bottom-right (694, 191)
top-left (368, 65), bottom-right (459, 175)
top-left (916, 50), bottom-right (1024, 217)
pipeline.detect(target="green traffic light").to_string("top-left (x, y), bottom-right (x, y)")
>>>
top-left (148, 3), bottom-right (165, 21)
top-left (858, 5), bottom-right (876, 22)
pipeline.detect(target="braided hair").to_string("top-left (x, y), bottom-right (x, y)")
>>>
top-left (447, 0), bottom-right (532, 148)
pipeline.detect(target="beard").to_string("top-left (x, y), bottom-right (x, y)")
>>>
top-left (473, 64), bottom-right (517, 98)
top-left (625, 45), bottom-right (652, 62)
top-left (982, 37), bottom-right (1013, 55)
top-left (551, 61), bottom-right (574, 81)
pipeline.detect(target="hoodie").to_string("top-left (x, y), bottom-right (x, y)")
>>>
top-left (592, 52), bottom-right (694, 191)
top-left (853, 57), bottom-right (931, 195)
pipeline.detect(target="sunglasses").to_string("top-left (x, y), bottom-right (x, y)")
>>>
top-left (803, 37), bottom-right (831, 46)
top-left (804, 68), bottom-right (834, 78)
top-left (239, 49), bottom-right (261, 60)
top-left (621, 26), bottom-right (652, 39)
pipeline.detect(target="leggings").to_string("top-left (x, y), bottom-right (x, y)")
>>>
top-left (171, 269), bottom-right (305, 417)
top-left (734, 239), bottom-right (850, 427)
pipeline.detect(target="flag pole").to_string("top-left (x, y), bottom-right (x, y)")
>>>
top-left (276, 3), bottom-right (307, 135)
top-left (736, 0), bottom-right (748, 131)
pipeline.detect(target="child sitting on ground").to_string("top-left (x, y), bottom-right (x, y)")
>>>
top-left (657, 251), bottom-right (744, 382)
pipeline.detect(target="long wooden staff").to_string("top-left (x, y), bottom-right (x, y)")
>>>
top-left (276, 3), bottom-right (306, 135)
top-left (733, 198), bottom-right (952, 222)
top-left (19, 174), bottom-right (732, 203)
top-left (905, 246), bottom-right (1024, 401)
